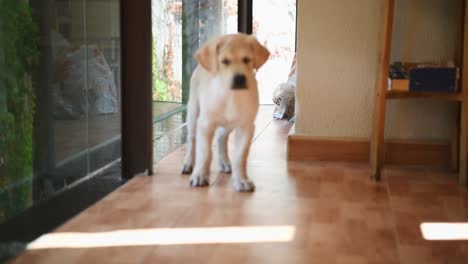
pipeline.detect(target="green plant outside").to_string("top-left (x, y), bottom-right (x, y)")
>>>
top-left (181, 6), bottom-right (189, 104)
top-left (152, 36), bottom-right (170, 101)
top-left (0, 0), bottom-right (39, 222)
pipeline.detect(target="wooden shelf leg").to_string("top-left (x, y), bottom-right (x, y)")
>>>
top-left (370, 97), bottom-right (387, 181)
top-left (451, 104), bottom-right (460, 172)
top-left (460, 0), bottom-right (468, 186)
top-left (460, 101), bottom-right (468, 186)
top-left (370, 0), bottom-right (395, 181)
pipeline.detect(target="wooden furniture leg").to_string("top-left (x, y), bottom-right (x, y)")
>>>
top-left (451, 104), bottom-right (460, 172)
top-left (461, 102), bottom-right (468, 186)
top-left (370, 95), bottom-right (387, 181)
top-left (460, 0), bottom-right (468, 186)
top-left (452, 0), bottom-right (464, 173)
top-left (370, 0), bottom-right (395, 181)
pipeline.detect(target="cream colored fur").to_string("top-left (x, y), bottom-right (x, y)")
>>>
top-left (181, 33), bottom-right (270, 192)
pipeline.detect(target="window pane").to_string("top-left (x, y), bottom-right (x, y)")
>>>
top-left (148, 0), bottom-right (237, 163)
top-left (181, 0), bottom-right (238, 103)
top-left (152, 0), bottom-right (183, 103)
top-left (86, 0), bottom-right (122, 172)
top-left (0, 0), bottom-right (121, 224)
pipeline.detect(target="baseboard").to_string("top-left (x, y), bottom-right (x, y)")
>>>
top-left (287, 135), bottom-right (451, 168)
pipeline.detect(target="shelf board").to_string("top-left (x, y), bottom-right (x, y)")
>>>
top-left (386, 90), bottom-right (464, 101)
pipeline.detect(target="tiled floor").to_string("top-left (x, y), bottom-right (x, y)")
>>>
top-left (11, 107), bottom-right (468, 263)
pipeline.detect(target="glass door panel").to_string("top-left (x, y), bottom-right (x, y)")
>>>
top-left (151, 0), bottom-right (237, 163)
top-left (85, 0), bottom-right (122, 172)
top-left (0, 0), bottom-right (122, 224)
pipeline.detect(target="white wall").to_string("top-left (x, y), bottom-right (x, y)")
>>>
top-left (294, 0), bottom-right (457, 141)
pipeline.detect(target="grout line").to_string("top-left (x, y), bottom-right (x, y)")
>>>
top-left (252, 119), bottom-right (273, 143)
top-left (385, 177), bottom-right (404, 264)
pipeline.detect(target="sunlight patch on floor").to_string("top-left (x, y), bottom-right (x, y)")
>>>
top-left (27, 225), bottom-right (296, 249)
top-left (420, 223), bottom-right (468, 241)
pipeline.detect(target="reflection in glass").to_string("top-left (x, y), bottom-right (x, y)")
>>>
top-left (0, 0), bottom-right (121, 223)
top-left (85, 0), bottom-right (121, 172)
top-left (0, 0), bottom-right (38, 222)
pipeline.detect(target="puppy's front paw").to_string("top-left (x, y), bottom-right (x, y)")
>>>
top-left (190, 173), bottom-right (209, 187)
top-left (233, 179), bottom-right (255, 192)
top-left (219, 162), bottom-right (232, 173)
top-left (181, 164), bottom-right (193, 175)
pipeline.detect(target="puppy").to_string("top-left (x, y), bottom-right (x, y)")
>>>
top-left (181, 33), bottom-right (270, 192)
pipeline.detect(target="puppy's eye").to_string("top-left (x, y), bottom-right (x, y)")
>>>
top-left (222, 59), bottom-right (230, 66)
top-left (243, 57), bottom-right (251, 64)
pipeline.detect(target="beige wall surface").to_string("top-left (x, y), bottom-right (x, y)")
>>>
top-left (294, 0), bottom-right (457, 141)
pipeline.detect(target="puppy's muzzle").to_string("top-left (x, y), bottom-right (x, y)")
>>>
top-left (232, 74), bottom-right (247, 90)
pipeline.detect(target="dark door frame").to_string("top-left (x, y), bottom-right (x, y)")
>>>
top-left (121, 0), bottom-right (154, 179)
top-left (239, 0), bottom-right (297, 49)
top-left (238, 0), bottom-right (253, 34)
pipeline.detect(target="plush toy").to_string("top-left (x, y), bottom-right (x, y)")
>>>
top-left (272, 83), bottom-right (295, 121)
top-left (272, 55), bottom-right (296, 122)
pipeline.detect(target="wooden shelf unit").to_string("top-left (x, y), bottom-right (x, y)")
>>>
top-left (370, 0), bottom-right (468, 185)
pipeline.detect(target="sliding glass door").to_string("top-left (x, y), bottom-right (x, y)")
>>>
top-left (0, 0), bottom-right (122, 223)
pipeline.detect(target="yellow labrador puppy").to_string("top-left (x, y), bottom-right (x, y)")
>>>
top-left (181, 33), bottom-right (270, 192)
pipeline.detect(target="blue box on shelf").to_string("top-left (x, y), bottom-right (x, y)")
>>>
top-left (409, 67), bottom-right (457, 93)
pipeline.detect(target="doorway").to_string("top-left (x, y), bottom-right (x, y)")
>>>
top-left (149, 0), bottom-right (296, 163)
top-left (253, 0), bottom-right (297, 104)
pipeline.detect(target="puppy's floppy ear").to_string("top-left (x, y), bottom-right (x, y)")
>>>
top-left (250, 36), bottom-right (270, 70)
top-left (195, 37), bottom-right (221, 73)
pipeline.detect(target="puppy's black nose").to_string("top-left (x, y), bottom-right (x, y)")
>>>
top-left (232, 74), bottom-right (247, 89)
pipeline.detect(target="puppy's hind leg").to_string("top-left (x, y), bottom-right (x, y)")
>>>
top-left (216, 127), bottom-right (232, 173)
top-left (232, 124), bottom-right (255, 192)
top-left (182, 99), bottom-right (198, 174)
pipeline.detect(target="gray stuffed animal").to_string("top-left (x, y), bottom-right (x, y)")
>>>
top-left (272, 54), bottom-right (296, 123)
top-left (272, 83), bottom-right (295, 122)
